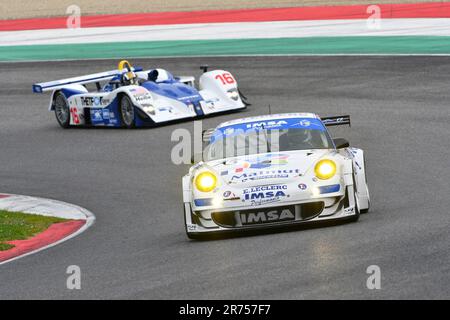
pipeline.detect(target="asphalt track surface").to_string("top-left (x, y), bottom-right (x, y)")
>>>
top-left (0, 56), bottom-right (449, 299)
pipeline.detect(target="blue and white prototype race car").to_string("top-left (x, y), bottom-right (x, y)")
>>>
top-left (33, 60), bottom-right (248, 128)
top-left (182, 113), bottom-right (370, 239)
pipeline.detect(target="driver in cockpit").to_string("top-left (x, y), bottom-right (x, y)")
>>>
top-left (103, 60), bottom-right (139, 91)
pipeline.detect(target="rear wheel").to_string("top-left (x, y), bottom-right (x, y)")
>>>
top-left (119, 95), bottom-right (135, 128)
top-left (53, 92), bottom-right (70, 128)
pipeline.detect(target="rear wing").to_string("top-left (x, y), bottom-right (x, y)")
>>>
top-left (32, 66), bottom-right (143, 93)
top-left (321, 115), bottom-right (351, 127)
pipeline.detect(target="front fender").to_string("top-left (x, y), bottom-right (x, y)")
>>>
top-left (182, 174), bottom-right (192, 203)
top-left (348, 148), bottom-right (370, 207)
top-left (115, 85), bottom-right (154, 109)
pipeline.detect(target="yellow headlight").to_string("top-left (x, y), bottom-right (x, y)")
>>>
top-left (195, 171), bottom-right (217, 193)
top-left (314, 159), bottom-right (336, 180)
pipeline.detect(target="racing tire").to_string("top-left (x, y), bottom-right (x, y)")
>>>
top-left (119, 95), bottom-right (135, 128)
top-left (360, 203), bottom-right (370, 214)
top-left (348, 176), bottom-right (360, 222)
top-left (186, 232), bottom-right (209, 241)
top-left (360, 158), bottom-right (370, 214)
top-left (53, 92), bottom-right (70, 128)
top-left (348, 201), bottom-right (361, 222)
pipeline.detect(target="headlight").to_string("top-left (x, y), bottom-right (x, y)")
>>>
top-left (314, 159), bottom-right (336, 180)
top-left (195, 171), bottom-right (217, 192)
top-left (142, 105), bottom-right (155, 115)
top-left (227, 89), bottom-right (239, 101)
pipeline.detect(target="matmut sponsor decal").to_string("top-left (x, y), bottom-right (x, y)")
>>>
top-left (243, 184), bottom-right (288, 206)
top-left (229, 169), bottom-right (300, 183)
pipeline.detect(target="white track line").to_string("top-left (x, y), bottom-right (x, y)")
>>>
top-left (1, 53), bottom-right (450, 64)
top-left (2, 19), bottom-right (450, 46)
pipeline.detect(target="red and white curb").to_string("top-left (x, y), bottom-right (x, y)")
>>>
top-left (0, 193), bottom-right (95, 265)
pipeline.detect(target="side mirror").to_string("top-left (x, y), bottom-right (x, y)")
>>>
top-left (333, 138), bottom-right (350, 149)
top-left (200, 65), bottom-right (209, 73)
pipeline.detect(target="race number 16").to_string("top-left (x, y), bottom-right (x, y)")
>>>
top-left (70, 107), bottom-right (80, 124)
top-left (215, 72), bottom-right (235, 85)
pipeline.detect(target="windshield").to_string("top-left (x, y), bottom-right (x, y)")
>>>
top-left (204, 127), bottom-right (334, 161)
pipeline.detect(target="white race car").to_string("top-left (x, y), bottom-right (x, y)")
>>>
top-left (33, 60), bottom-right (248, 128)
top-left (182, 113), bottom-right (370, 239)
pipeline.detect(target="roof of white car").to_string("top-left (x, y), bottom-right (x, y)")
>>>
top-left (217, 113), bottom-right (319, 128)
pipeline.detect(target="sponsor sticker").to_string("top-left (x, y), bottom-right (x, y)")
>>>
top-left (187, 224), bottom-right (198, 231)
top-left (102, 109), bottom-right (110, 120)
top-left (80, 96), bottom-right (110, 106)
top-left (223, 191), bottom-right (232, 198)
top-left (242, 184), bottom-right (289, 206)
top-left (223, 191), bottom-right (239, 201)
top-left (344, 207), bottom-right (355, 214)
top-left (245, 120), bottom-right (288, 130)
top-left (93, 110), bottom-right (102, 120)
top-left (230, 169), bottom-right (300, 183)
top-left (299, 120), bottom-right (311, 127)
top-left (134, 93), bottom-right (152, 102)
top-left (298, 183), bottom-right (307, 190)
top-left (90, 108), bottom-right (117, 125)
top-left (234, 154), bottom-right (290, 172)
top-left (240, 206), bottom-right (295, 225)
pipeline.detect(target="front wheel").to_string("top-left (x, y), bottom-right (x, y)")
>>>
top-left (348, 197), bottom-right (361, 222)
top-left (53, 92), bottom-right (70, 128)
top-left (119, 95), bottom-right (135, 128)
top-left (348, 176), bottom-right (361, 222)
top-left (360, 201), bottom-right (370, 214)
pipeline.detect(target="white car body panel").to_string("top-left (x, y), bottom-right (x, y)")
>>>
top-left (182, 113), bottom-right (370, 238)
top-left (35, 65), bottom-right (247, 127)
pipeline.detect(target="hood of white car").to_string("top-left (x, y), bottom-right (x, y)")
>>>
top-left (205, 149), bottom-right (332, 186)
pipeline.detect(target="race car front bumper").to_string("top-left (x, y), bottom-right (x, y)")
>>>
top-left (184, 184), bottom-right (358, 238)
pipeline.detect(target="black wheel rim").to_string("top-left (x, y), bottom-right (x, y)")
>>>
top-left (55, 94), bottom-right (69, 125)
top-left (121, 97), bottom-right (134, 126)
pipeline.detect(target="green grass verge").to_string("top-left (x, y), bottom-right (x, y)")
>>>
top-left (0, 210), bottom-right (68, 251)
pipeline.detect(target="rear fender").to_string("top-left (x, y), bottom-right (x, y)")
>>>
top-left (199, 70), bottom-right (244, 106)
top-left (49, 84), bottom-right (88, 111)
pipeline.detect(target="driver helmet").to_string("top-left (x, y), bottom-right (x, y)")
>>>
top-left (123, 71), bottom-right (138, 85)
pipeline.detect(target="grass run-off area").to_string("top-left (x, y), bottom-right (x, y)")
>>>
top-left (0, 210), bottom-right (67, 251)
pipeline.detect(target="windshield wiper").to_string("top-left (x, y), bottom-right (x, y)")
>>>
top-left (260, 124), bottom-right (271, 153)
